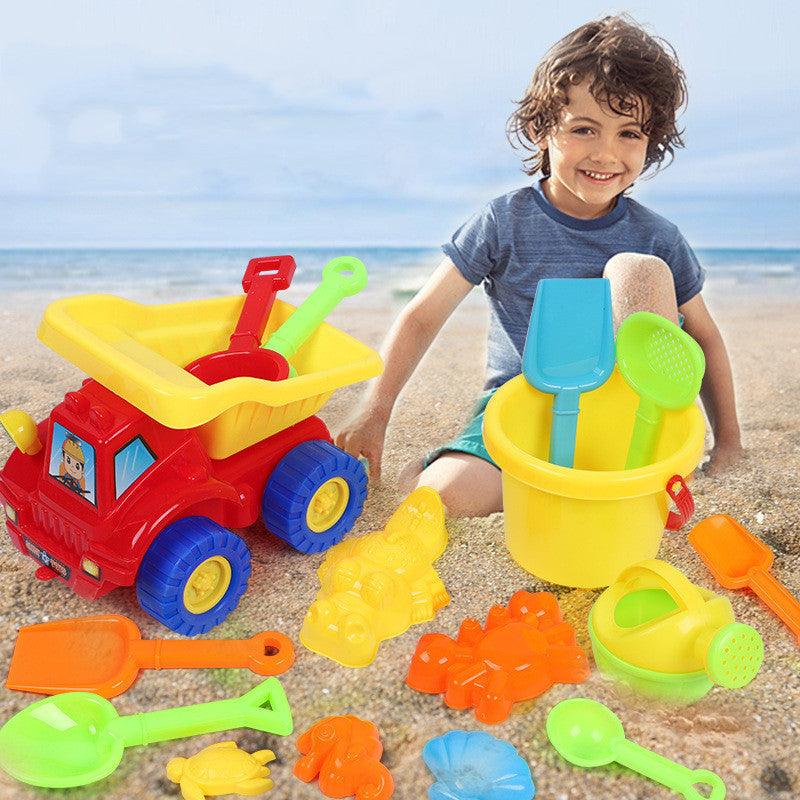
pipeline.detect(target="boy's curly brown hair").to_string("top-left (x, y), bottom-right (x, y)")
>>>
top-left (507, 15), bottom-right (687, 178)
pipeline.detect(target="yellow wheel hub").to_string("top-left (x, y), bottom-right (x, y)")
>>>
top-left (183, 556), bottom-right (232, 614)
top-left (306, 478), bottom-right (350, 533)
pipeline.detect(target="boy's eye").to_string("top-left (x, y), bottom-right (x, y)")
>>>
top-left (572, 127), bottom-right (594, 135)
top-left (621, 130), bottom-right (643, 139)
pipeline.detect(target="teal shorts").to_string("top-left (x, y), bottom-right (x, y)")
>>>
top-left (424, 389), bottom-right (499, 468)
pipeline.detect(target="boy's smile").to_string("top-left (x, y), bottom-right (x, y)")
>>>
top-left (537, 79), bottom-right (649, 219)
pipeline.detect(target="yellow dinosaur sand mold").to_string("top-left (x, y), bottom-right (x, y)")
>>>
top-left (300, 486), bottom-right (449, 667)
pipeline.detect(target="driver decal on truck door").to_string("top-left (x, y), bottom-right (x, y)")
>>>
top-left (49, 424), bottom-right (96, 505)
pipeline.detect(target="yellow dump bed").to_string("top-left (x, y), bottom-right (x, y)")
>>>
top-left (38, 292), bottom-right (382, 459)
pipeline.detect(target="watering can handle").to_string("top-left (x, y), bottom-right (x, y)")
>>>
top-left (665, 474), bottom-right (694, 531)
top-left (617, 559), bottom-right (706, 612)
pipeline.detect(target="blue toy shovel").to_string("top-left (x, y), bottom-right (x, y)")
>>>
top-left (522, 278), bottom-right (615, 468)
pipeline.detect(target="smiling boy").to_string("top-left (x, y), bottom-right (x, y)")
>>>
top-left (337, 16), bottom-right (744, 516)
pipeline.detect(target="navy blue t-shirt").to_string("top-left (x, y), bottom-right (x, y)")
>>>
top-left (442, 181), bottom-right (706, 390)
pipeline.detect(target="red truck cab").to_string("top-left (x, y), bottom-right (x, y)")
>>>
top-left (1, 379), bottom-right (366, 635)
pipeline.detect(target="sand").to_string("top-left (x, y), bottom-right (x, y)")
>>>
top-left (0, 277), bottom-right (798, 799)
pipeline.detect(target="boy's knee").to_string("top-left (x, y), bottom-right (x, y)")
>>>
top-left (604, 252), bottom-right (679, 329)
top-left (604, 252), bottom-right (671, 285)
top-left (411, 455), bottom-right (503, 518)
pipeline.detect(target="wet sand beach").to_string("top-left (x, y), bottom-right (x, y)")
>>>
top-left (0, 277), bottom-right (798, 799)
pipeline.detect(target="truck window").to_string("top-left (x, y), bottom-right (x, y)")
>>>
top-left (114, 436), bottom-right (156, 499)
top-left (49, 423), bottom-right (97, 506)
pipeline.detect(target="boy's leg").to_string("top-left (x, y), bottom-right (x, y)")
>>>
top-left (603, 252), bottom-right (680, 332)
top-left (399, 452), bottom-right (503, 518)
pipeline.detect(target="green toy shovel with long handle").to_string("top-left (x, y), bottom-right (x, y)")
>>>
top-left (264, 255), bottom-right (368, 377)
top-left (0, 677), bottom-right (292, 788)
top-left (616, 312), bottom-right (705, 470)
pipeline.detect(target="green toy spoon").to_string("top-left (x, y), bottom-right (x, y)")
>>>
top-left (546, 698), bottom-right (725, 799)
top-left (264, 255), bottom-right (368, 376)
top-left (0, 677), bottom-right (292, 789)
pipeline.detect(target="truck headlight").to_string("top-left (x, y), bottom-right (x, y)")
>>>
top-left (2, 502), bottom-right (17, 526)
top-left (81, 558), bottom-right (101, 579)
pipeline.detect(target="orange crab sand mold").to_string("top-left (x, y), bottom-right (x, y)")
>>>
top-left (406, 590), bottom-right (590, 724)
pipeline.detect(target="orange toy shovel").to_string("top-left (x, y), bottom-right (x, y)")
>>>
top-left (6, 615), bottom-right (295, 698)
top-left (689, 515), bottom-right (800, 645)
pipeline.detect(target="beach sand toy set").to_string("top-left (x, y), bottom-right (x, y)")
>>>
top-left (422, 730), bottom-right (535, 800)
top-left (0, 255), bottom-right (381, 637)
top-left (167, 742), bottom-right (277, 800)
top-left (294, 715), bottom-right (394, 800)
top-left (301, 487), bottom-right (449, 668)
top-left (406, 590), bottom-right (590, 724)
top-left (690, 515), bottom-right (800, 645)
top-left (0, 678), bottom-right (292, 789)
top-left (547, 698), bottom-right (726, 799)
top-left (6, 614), bottom-right (294, 698)
top-left (485, 280), bottom-right (704, 588)
top-left (38, 255), bottom-right (375, 459)
top-left (589, 559), bottom-right (763, 704)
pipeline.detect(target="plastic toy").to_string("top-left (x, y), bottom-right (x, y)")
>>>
top-left (294, 715), bottom-right (393, 800)
top-left (546, 698), bottom-right (726, 799)
top-left (690, 514), bottom-right (800, 645)
top-left (167, 741), bottom-right (276, 800)
top-left (6, 614), bottom-right (294, 698)
top-left (589, 559), bottom-right (763, 704)
top-left (616, 312), bottom-right (705, 470)
top-left (185, 255), bottom-right (295, 384)
top-left (300, 486), bottom-right (449, 667)
top-left (483, 368), bottom-right (701, 588)
top-left (0, 256), bottom-right (382, 635)
top-left (423, 730), bottom-right (535, 800)
top-left (522, 278), bottom-right (615, 468)
top-left (406, 590), bottom-right (589, 724)
top-left (263, 255), bottom-right (369, 377)
top-left (0, 677), bottom-right (292, 789)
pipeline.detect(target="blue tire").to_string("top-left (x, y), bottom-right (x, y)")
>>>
top-left (263, 440), bottom-right (367, 554)
top-left (136, 516), bottom-right (251, 635)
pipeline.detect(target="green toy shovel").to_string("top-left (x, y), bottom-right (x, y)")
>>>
top-left (0, 677), bottom-right (292, 788)
top-left (264, 255), bottom-right (368, 377)
top-left (616, 312), bottom-right (705, 469)
top-left (547, 698), bottom-right (725, 799)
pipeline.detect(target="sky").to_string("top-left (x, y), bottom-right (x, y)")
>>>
top-left (1, 0), bottom-right (799, 247)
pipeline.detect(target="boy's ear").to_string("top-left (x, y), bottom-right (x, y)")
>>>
top-left (529, 125), bottom-right (548, 150)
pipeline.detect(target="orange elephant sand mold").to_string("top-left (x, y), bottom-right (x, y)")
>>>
top-left (294, 715), bottom-right (393, 800)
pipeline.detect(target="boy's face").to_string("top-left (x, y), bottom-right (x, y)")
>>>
top-left (537, 79), bottom-right (648, 219)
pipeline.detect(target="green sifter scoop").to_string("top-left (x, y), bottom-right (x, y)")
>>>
top-left (547, 698), bottom-right (726, 799)
top-left (0, 677), bottom-right (292, 788)
top-left (616, 312), bottom-right (705, 469)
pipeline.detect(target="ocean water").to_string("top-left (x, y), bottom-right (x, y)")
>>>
top-left (0, 246), bottom-right (798, 297)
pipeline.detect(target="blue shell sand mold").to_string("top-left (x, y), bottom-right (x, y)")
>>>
top-left (423, 730), bottom-right (535, 800)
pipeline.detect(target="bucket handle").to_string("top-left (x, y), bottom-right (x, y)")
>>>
top-left (616, 559), bottom-right (706, 613)
top-left (665, 474), bottom-right (694, 531)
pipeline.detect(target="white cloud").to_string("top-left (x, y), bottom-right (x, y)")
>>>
top-left (1, 0), bottom-right (799, 244)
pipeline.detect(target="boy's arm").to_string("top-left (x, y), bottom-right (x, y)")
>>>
top-left (335, 258), bottom-right (475, 482)
top-left (679, 292), bottom-right (745, 474)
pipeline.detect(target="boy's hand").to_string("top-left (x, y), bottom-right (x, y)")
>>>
top-left (703, 441), bottom-right (746, 476)
top-left (334, 407), bottom-right (390, 485)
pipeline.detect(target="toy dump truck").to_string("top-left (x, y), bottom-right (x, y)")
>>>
top-left (0, 256), bottom-right (382, 635)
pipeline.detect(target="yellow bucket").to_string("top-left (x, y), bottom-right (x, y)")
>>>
top-left (483, 369), bottom-right (705, 588)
